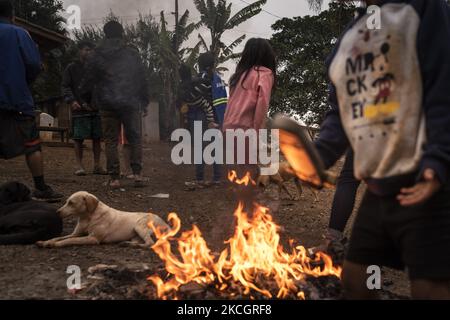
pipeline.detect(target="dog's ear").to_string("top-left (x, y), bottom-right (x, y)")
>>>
top-left (84, 194), bottom-right (99, 214)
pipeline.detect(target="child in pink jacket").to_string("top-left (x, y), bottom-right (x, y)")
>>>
top-left (224, 38), bottom-right (276, 133)
top-left (224, 38), bottom-right (276, 176)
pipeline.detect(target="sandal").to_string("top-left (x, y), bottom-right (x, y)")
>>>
top-left (184, 180), bottom-right (206, 191)
top-left (74, 169), bottom-right (87, 176)
top-left (134, 175), bottom-right (145, 188)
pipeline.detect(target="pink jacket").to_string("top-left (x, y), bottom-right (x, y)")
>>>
top-left (223, 66), bottom-right (274, 132)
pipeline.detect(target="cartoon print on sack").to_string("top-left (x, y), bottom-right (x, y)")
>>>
top-left (371, 43), bottom-right (395, 105)
top-left (345, 33), bottom-right (399, 123)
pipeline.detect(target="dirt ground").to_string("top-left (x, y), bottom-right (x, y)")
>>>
top-left (0, 142), bottom-right (410, 299)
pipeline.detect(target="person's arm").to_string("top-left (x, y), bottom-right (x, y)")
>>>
top-left (253, 71), bottom-right (274, 131)
top-left (62, 65), bottom-right (76, 104)
top-left (314, 83), bottom-right (350, 169)
top-left (194, 79), bottom-right (216, 125)
top-left (16, 29), bottom-right (41, 84)
top-left (62, 65), bottom-right (82, 111)
top-left (78, 53), bottom-right (102, 105)
top-left (134, 51), bottom-right (150, 114)
top-left (398, 0), bottom-right (450, 206)
top-left (416, 0), bottom-right (450, 185)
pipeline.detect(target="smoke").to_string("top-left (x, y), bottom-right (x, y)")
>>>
top-left (62, 0), bottom-right (196, 25)
top-left (61, 0), bottom-right (320, 80)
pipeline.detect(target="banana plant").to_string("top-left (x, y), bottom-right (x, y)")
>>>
top-left (193, 0), bottom-right (267, 70)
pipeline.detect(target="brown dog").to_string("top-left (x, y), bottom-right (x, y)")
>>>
top-left (257, 162), bottom-right (320, 201)
top-left (36, 191), bottom-right (169, 248)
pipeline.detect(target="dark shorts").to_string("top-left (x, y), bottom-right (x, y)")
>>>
top-left (0, 111), bottom-right (41, 160)
top-left (72, 114), bottom-right (103, 141)
top-left (346, 184), bottom-right (450, 280)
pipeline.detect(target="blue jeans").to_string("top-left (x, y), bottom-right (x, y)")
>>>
top-left (188, 110), bottom-right (222, 182)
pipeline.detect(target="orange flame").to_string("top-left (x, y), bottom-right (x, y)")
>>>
top-left (228, 170), bottom-right (256, 186)
top-left (148, 193), bottom-right (342, 299)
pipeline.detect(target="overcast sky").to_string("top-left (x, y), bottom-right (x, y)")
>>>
top-left (61, 0), bottom-right (332, 77)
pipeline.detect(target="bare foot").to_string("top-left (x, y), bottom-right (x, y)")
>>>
top-left (109, 180), bottom-right (121, 190)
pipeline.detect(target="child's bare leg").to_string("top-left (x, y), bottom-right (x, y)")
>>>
top-left (73, 140), bottom-right (85, 172)
top-left (342, 261), bottom-right (379, 300)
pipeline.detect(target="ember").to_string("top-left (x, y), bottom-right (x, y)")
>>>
top-left (147, 171), bottom-right (342, 300)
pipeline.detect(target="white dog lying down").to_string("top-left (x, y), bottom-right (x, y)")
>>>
top-left (36, 191), bottom-right (169, 248)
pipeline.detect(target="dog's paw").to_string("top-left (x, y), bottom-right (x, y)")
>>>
top-left (36, 240), bottom-right (55, 248)
top-left (36, 241), bottom-right (45, 247)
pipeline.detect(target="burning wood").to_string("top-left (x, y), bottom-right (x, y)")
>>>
top-left (148, 171), bottom-right (342, 300)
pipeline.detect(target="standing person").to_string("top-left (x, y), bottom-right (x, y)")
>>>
top-left (311, 150), bottom-right (361, 253)
top-left (184, 53), bottom-right (222, 188)
top-left (79, 21), bottom-right (149, 189)
top-left (0, 0), bottom-right (63, 202)
top-left (62, 41), bottom-right (107, 177)
top-left (312, 0), bottom-right (450, 299)
top-left (223, 38), bottom-right (276, 178)
top-left (179, 63), bottom-right (218, 131)
top-left (211, 67), bottom-right (228, 129)
top-left (223, 38), bottom-right (276, 210)
top-left (327, 151), bottom-right (360, 241)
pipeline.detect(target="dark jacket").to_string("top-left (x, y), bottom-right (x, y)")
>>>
top-left (79, 39), bottom-right (149, 112)
top-left (182, 73), bottom-right (216, 124)
top-left (315, 0), bottom-right (450, 196)
top-left (62, 60), bottom-right (96, 116)
top-left (0, 19), bottom-right (41, 116)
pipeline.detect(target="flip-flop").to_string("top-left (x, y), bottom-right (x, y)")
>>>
top-left (74, 169), bottom-right (87, 176)
top-left (184, 181), bottom-right (206, 191)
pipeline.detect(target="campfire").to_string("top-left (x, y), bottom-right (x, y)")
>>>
top-left (147, 171), bottom-right (342, 300)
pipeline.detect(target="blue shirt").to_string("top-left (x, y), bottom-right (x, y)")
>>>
top-left (0, 19), bottom-right (41, 116)
top-left (212, 72), bottom-right (228, 125)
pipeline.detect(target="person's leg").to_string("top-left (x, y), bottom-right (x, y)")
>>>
top-left (119, 143), bottom-right (133, 178)
top-left (328, 150), bottom-right (360, 234)
top-left (212, 138), bottom-right (223, 183)
top-left (410, 280), bottom-right (450, 299)
top-left (213, 163), bottom-right (222, 183)
top-left (230, 132), bottom-right (259, 212)
top-left (92, 139), bottom-right (103, 170)
top-left (25, 146), bottom-right (63, 200)
top-left (342, 261), bottom-right (379, 300)
top-left (121, 109), bottom-right (143, 185)
top-left (195, 161), bottom-right (205, 182)
top-left (342, 191), bottom-right (400, 297)
top-left (188, 112), bottom-right (205, 183)
top-left (73, 140), bottom-right (85, 175)
top-left (71, 117), bottom-right (89, 175)
top-left (26, 150), bottom-right (44, 188)
top-left (91, 115), bottom-right (106, 173)
top-left (1, 111), bottom-right (61, 200)
top-left (101, 111), bottom-right (121, 186)
top-left (398, 184), bottom-right (450, 300)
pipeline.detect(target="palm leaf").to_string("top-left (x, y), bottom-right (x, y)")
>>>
top-left (225, 0), bottom-right (267, 30)
top-left (198, 33), bottom-right (210, 51)
top-left (306, 0), bottom-right (324, 12)
top-left (221, 34), bottom-right (246, 57)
